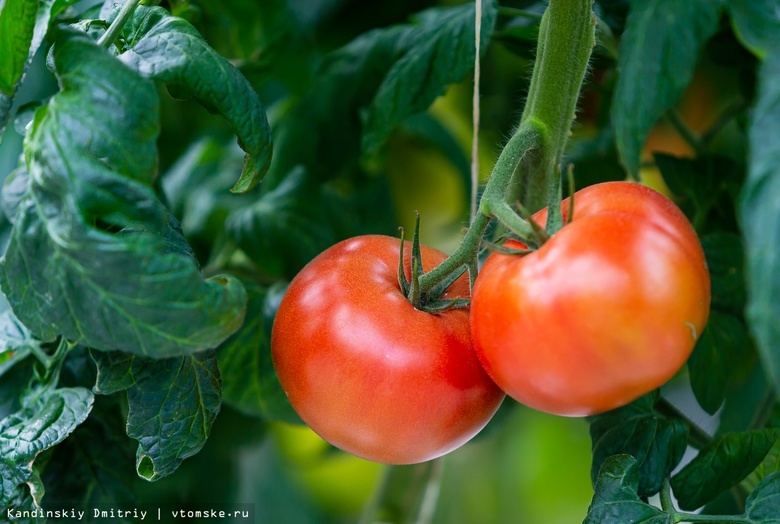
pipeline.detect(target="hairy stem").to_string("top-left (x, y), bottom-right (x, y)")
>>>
top-left (416, 0), bottom-right (596, 299)
top-left (514, 0), bottom-right (596, 212)
top-left (98, 0), bottom-right (143, 49)
top-left (417, 124), bottom-right (541, 296)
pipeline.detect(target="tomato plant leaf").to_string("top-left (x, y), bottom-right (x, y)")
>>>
top-left (91, 349), bottom-right (222, 481)
top-left (0, 0), bottom-right (75, 135)
top-left (583, 455), bottom-right (672, 524)
top-left (6, 476), bottom-right (46, 523)
top-left (0, 387), bottom-right (94, 506)
top-left (0, 358), bottom-right (34, 421)
top-left (217, 282), bottom-right (301, 424)
top-left (41, 396), bottom-right (136, 507)
top-left (0, 0), bottom-right (37, 133)
top-left (361, 0), bottom-right (498, 156)
top-left (162, 137), bottom-right (253, 243)
top-left (740, 53), bottom-right (780, 394)
top-left (589, 392), bottom-right (688, 497)
top-left (0, 310), bottom-right (39, 379)
top-left (194, 0), bottom-right (307, 86)
top-left (109, 4), bottom-right (272, 193)
top-left (727, 0), bottom-right (780, 59)
top-left (671, 429), bottom-right (780, 511)
top-left (688, 311), bottom-right (751, 415)
top-left (744, 472), bottom-right (780, 522)
top-left (0, 32), bottom-right (247, 359)
top-left (225, 166), bottom-right (336, 280)
top-left (612, 0), bottom-right (725, 177)
top-left (701, 232), bottom-right (746, 316)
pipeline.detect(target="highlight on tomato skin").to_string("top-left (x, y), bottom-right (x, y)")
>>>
top-left (270, 235), bottom-right (505, 465)
top-left (470, 181), bottom-right (711, 417)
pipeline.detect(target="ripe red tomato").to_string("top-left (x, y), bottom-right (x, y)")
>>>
top-left (271, 235), bottom-right (505, 464)
top-left (471, 181), bottom-right (711, 417)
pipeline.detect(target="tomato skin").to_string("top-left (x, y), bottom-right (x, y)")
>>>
top-left (271, 235), bottom-right (505, 464)
top-left (471, 182), bottom-right (711, 417)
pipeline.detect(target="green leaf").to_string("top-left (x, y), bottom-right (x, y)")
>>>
top-left (0, 0), bottom-right (75, 134)
top-left (0, 358), bottom-right (34, 420)
top-left (361, 0), bottom-right (498, 156)
top-left (0, 0), bottom-right (36, 117)
top-left (5, 476), bottom-right (46, 523)
top-left (744, 473), bottom-right (780, 522)
top-left (701, 232), bottom-right (746, 315)
top-left (0, 310), bottom-right (38, 378)
top-left (740, 53), bottom-right (780, 393)
top-left (42, 396), bottom-right (135, 507)
top-left (743, 438), bottom-right (780, 494)
top-left (225, 166), bottom-right (336, 279)
top-left (91, 349), bottom-right (222, 481)
top-left (688, 311), bottom-right (751, 415)
top-left (493, 12), bottom-right (541, 59)
top-left (583, 455), bottom-right (672, 524)
top-left (589, 392), bottom-right (688, 497)
top-left (671, 429), bottom-right (780, 510)
top-left (161, 137), bottom-right (254, 243)
top-left (2, 160), bottom-right (28, 222)
top-left (612, 0), bottom-right (725, 176)
top-left (0, 387), bottom-right (94, 506)
top-left (218, 282), bottom-right (301, 424)
top-left (727, 0), bottom-right (780, 59)
top-left (111, 4), bottom-right (272, 193)
top-left (0, 32), bottom-right (247, 359)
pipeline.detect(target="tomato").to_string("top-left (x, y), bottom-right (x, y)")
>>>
top-left (471, 182), bottom-right (710, 416)
top-left (271, 235), bottom-right (505, 464)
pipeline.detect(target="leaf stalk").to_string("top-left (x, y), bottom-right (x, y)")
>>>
top-left (97, 0), bottom-right (143, 49)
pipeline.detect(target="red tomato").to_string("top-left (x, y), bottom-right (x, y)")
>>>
top-left (271, 235), bottom-right (505, 464)
top-left (471, 182), bottom-right (711, 417)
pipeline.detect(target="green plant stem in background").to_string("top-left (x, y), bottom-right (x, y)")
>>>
top-left (656, 397), bottom-right (713, 450)
top-left (658, 477), bottom-right (756, 524)
top-left (97, 0), bottom-right (143, 49)
top-left (417, 0), bottom-right (595, 298)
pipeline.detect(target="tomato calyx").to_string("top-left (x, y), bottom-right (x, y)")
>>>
top-left (397, 215), bottom-right (470, 313)
top-left (488, 163), bottom-right (576, 255)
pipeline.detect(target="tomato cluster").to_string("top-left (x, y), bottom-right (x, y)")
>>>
top-left (271, 181), bottom-right (711, 463)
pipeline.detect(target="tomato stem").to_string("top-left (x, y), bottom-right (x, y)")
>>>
top-left (512, 0), bottom-right (596, 213)
top-left (98, 0), bottom-right (143, 49)
top-left (414, 0), bottom-right (596, 303)
top-left (416, 124), bottom-right (541, 298)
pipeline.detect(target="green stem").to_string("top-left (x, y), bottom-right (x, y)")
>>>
top-left (701, 100), bottom-right (749, 144)
top-left (673, 514), bottom-right (752, 524)
top-left (661, 477), bottom-right (754, 524)
top-left (359, 466), bottom-right (392, 524)
top-left (660, 478), bottom-right (675, 513)
top-left (415, 457), bottom-right (444, 524)
top-left (666, 109), bottom-right (706, 157)
top-left (417, 124), bottom-right (541, 296)
top-left (656, 397), bottom-right (713, 450)
top-left (97, 0), bottom-right (143, 49)
top-left (416, 0), bottom-right (595, 298)
top-left (515, 0), bottom-right (596, 212)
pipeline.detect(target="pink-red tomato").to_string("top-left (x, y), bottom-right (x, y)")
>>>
top-left (271, 235), bottom-right (505, 464)
top-left (471, 181), bottom-right (711, 417)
